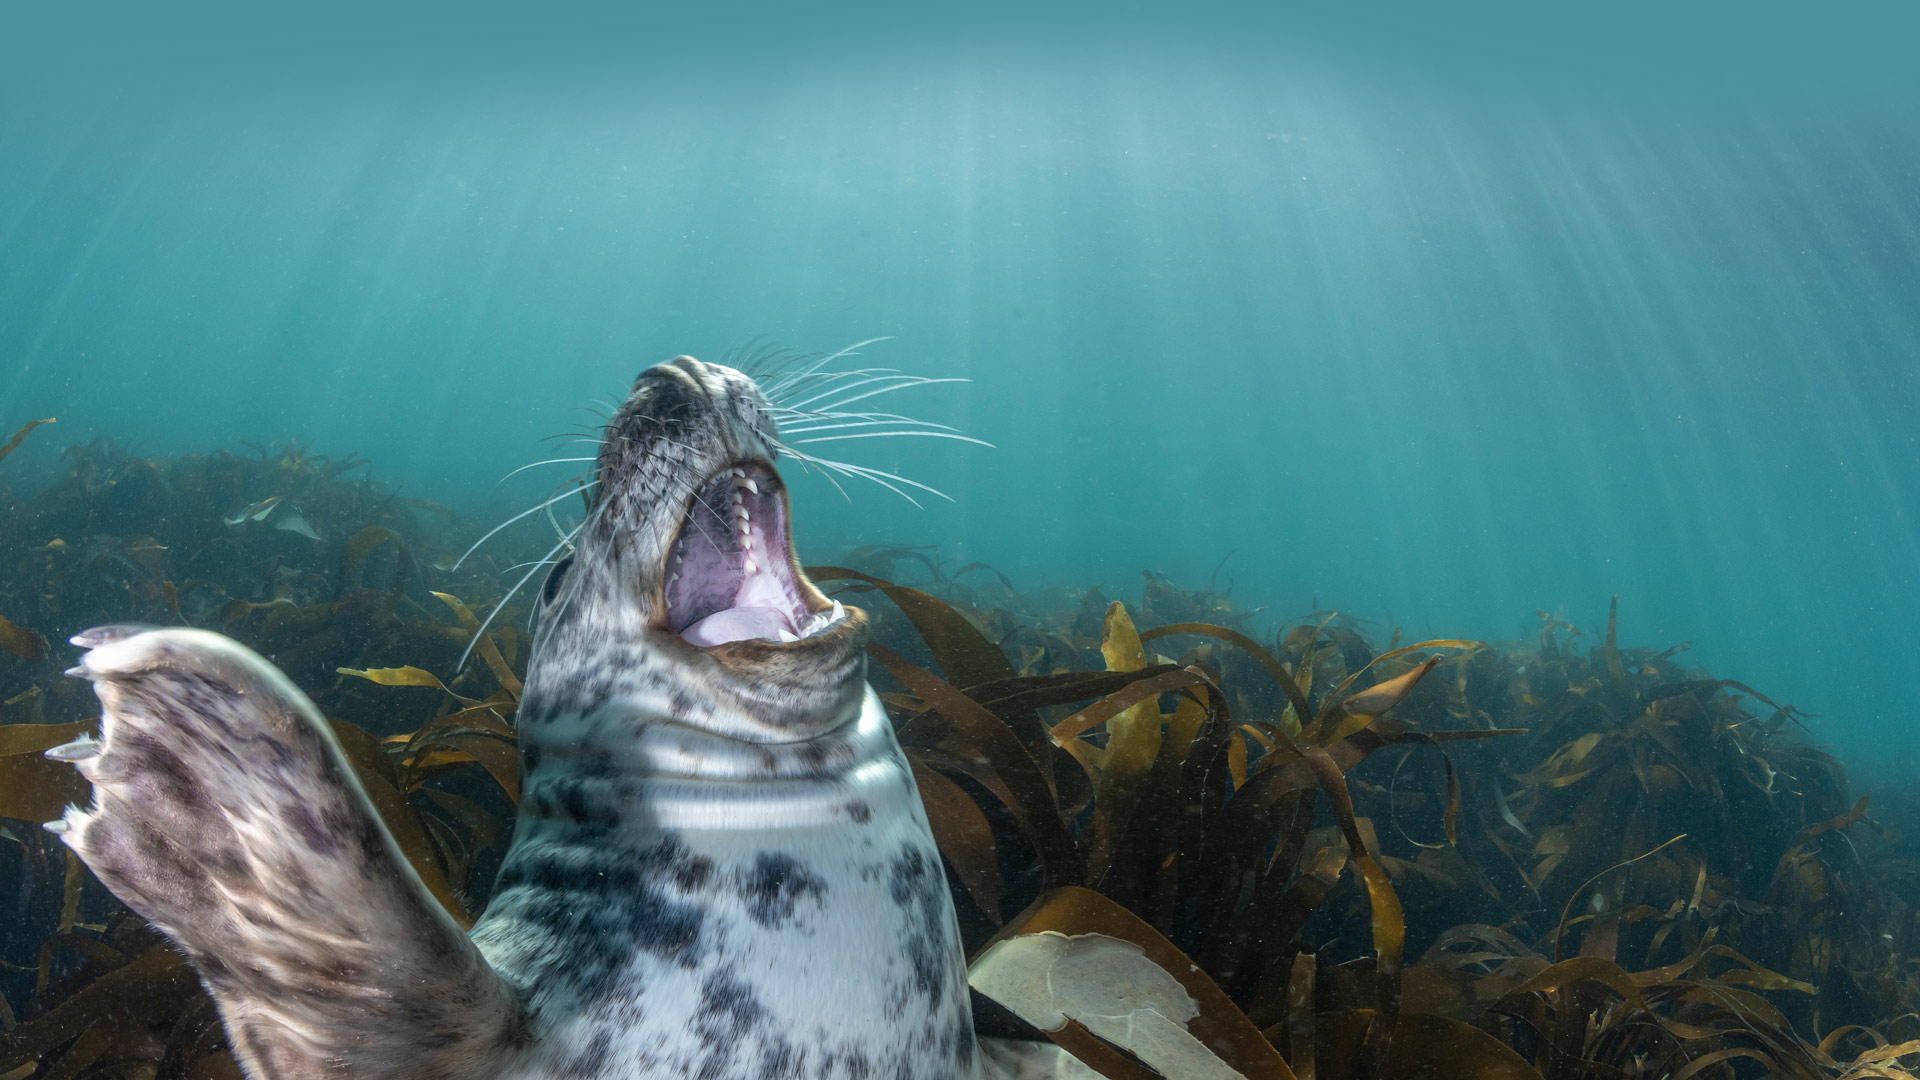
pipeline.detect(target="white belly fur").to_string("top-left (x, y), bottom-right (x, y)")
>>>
top-left (473, 689), bottom-right (985, 1080)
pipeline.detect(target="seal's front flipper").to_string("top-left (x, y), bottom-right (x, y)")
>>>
top-left (50, 628), bottom-right (524, 1080)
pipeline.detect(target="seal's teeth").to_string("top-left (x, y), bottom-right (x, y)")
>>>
top-left (45, 737), bottom-right (101, 762)
top-left (736, 506), bottom-right (750, 521)
top-left (744, 558), bottom-right (758, 575)
top-left (776, 627), bottom-right (799, 643)
top-left (64, 664), bottom-right (91, 679)
top-left (832, 600), bottom-right (846, 622)
top-left (734, 477), bottom-right (759, 495)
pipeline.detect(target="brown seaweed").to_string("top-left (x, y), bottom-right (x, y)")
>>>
top-left (1, 431), bottom-right (1915, 1079)
top-left (0, 418), bottom-right (54, 470)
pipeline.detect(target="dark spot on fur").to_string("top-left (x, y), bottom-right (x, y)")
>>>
top-left (739, 852), bottom-right (826, 929)
top-left (537, 777), bottom-right (620, 828)
top-left (947, 1016), bottom-right (976, 1067)
top-left (694, 970), bottom-right (766, 1059)
top-left (287, 801), bottom-right (341, 857)
top-left (837, 1049), bottom-right (873, 1080)
top-left (490, 834), bottom-right (710, 998)
top-left (560, 1030), bottom-right (612, 1078)
top-left (844, 800), bottom-right (873, 824)
top-left (889, 845), bottom-right (948, 1010)
top-left (675, 854), bottom-right (715, 892)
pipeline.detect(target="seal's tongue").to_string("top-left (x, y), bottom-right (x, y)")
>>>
top-left (682, 606), bottom-right (793, 647)
top-left (664, 464), bottom-right (843, 646)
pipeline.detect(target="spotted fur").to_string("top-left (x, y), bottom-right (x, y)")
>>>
top-left (49, 357), bottom-right (1024, 1079)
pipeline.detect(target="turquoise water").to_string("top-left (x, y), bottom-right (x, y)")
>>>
top-left (3, 7), bottom-right (1917, 781)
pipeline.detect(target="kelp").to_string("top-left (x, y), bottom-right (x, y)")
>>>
top-left (0, 616), bottom-right (48, 661)
top-left (0, 419), bottom-right (54, 470)
top-left (0, 432), bottom-right (534, 1079)
top-left (834, 569), bottom-right (1914, 1079)
top-left (2, 432), bottom-right (1917, 1080)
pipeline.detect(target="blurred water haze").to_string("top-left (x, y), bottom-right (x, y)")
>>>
top-left (2, 1), bottom-right (1916, 780)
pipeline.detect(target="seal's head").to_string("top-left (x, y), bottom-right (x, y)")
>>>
top-left (525, 355), bottom-right (868, 740)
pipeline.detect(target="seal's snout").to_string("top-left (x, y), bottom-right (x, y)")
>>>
top-left (589, 355), bottom-right (853, 657)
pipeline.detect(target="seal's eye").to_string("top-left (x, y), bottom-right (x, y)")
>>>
top-left (541, 555), bottom-right (574, 606)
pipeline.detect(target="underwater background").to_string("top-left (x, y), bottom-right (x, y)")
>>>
top-left (5, 3), bottom-right (1920, 1078)
top-left (5, 2), bottom-right (1916, 784)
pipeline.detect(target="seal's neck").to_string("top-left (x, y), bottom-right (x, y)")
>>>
top-left (517, 686), bottom-right (912, 833)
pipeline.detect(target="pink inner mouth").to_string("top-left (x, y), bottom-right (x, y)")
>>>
top-left (663, 462), bottom-right (841, 647)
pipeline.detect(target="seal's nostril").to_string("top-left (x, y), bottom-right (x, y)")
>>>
top-left (634, 355), bottom-right (710, 397)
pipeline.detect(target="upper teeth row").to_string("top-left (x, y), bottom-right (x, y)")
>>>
top-left (729, 468), bottom-right (761, 574)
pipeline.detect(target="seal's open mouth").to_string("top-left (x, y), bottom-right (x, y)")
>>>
top-left (663, 460), bottom-right (844, 648)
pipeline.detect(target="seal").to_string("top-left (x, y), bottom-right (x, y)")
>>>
top-left (44, 355), bottom-right (1041, 1080)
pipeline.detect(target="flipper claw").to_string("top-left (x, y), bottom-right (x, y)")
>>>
top-left (69, 624), bottom-right (149, 648)
top-left (45, 736), bottom-right (101, 761)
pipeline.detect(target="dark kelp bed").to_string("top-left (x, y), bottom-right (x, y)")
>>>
top-left (4, 420), bottom-right (1920, 1079)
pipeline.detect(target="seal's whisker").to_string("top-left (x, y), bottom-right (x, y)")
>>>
top-left (759, 338), bottom-right (887, 392)
top-left (738, 343), bottom-right (814, 383)
top-left (771, 413), bottom-right (967, 440)
top-left (777, 374), bottom-right (958, 413)
top-left (499, 557), bottom-right (562, 574)
top-left (524, 496), bottom-right (601, 632)
top-left (778, 423), bottom-right (961, 437)
top-left (787, 430), bottom-right (995, 448)
top-left (640, 461), bottom-right (736, 560)
top-left (768, 407), bottom-right (959, 430)
top-left (777, 417), bottom-right (966, 435)
top-left (805, 378), bottom-right (971, 415)
top-left (499, 457), bottom-right (600, 483)
top-left (544, 490), bottom-right (583, 545)
top-left (676, 482), bottom-right (735, 559)
top-left (764, 367), bottom-right (903, 405)
top-left (785, 452), bottom-right (854, 502)
top-left (807, 460), bottom-right (931, 507)
top-left (452, 482), bottom-right (601, 573)
top-left (759, 337), bottom-right (892, 399)
top-left (773, 445), bottom-right (952, 507)
top-left (457, 523), bottom-right (585, 673)
top-left (775, 371), bottom-right (932, 405)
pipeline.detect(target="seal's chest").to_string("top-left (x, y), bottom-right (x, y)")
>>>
top-left (477, 818), bottom-right (981, 1080)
